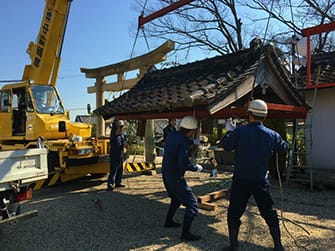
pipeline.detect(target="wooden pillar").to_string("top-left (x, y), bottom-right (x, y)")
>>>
top-left (201, 118), bottom-right (214, 134)
top-left (144, 119), bottom-right (155, 162)
top-left (117, 72), bottom-right (123, 82)
top-left (95, 76), bottom-right (105, 137)
top-left (217, 124), bottom-right (223, 139)
top-left (139, 67), bottom-right (146, 78)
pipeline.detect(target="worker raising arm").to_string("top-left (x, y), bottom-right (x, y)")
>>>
top-left (221, 99), bottom-right (287, 251)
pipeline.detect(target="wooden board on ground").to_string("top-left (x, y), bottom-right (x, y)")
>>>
top-left (197, 189), bottom-right (229, 211)
top-left (0, 210), bottom-right (38, 225)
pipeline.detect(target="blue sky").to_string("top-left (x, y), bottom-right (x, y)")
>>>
top-left (0, 1), bottom-right (280, 121)
top-left (0, 0), bottom-right (168, 120)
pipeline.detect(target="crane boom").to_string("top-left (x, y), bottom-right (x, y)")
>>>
top-left (22, 0), bottom-right (72, 86)
top-left (0, 0), bottom-right (112, 189)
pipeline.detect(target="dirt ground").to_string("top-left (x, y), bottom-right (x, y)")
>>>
top-left (1, 168), bottom-right (334, 251)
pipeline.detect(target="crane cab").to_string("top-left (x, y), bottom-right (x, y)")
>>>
top-left (0, 82), bottom-right (90, 145)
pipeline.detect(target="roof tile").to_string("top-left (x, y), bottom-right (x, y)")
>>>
top-left (95, 44), bottom-right (307, 120)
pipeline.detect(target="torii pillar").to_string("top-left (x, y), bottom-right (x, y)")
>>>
top-left (81, 40), bottom-right (174, 162)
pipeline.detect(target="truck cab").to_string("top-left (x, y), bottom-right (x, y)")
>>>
top-left (0, 82), bottom-right (91, 144)
top-left (0, 0), bottom-right (109, 183)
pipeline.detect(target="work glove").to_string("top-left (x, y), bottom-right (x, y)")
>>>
top-left (225, 118), bottom-right (236, 131)
top-left (192, 138), bottom-right (200, 145)
top-left (195, 164), bottom-right (203, 172)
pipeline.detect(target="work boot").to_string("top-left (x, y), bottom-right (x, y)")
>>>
top-left (164, 203), bottom-right (181, 228)
top-left (227, 221), bottom-right (240, 251)
top-left (221, 246), bottom-right (238, 251)
top-left (180, 216), bottom-right (201, 241)
top-left (228, 227), bottom-right (239, 251)
top-left (270, 226), bottom-right (284, 251)
top-left (164, 221), bottom-right (181, 228)
top-left (1, 208), bottom-right (10, 219)
top-left (106, 185), bottom-right (114, 191)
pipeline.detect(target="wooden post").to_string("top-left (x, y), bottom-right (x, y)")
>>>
top-left (144, 119), bottom-right (156, 162)
top-left (217, 123), bottom-right (223, 140)
top-left (80, 40), bottom-right (175, 151)
top-left (95, 76), bottom-right (105, 137)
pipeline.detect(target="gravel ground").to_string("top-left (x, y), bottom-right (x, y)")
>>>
top-left (0, 169), bottom-right (334, 251)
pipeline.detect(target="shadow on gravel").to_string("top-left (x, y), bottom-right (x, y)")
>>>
top-left (1, 172), bottom-right (334, 251)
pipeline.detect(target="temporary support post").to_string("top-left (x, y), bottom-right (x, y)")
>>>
top-left (302, 22), bottom-right (335, 87)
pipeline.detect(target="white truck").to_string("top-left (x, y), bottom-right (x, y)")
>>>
top-left (0, 148), bottom-right (48, 225)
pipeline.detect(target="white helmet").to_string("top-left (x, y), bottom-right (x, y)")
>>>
top-left (180, 116), bottom-right (198, 130)
top-left (248, 99), bottom-right (268, 117)
top-left (115, 120), bottom-right (124, 126)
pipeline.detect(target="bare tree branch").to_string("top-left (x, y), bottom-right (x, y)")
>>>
top-left (133, 0), bottom-right (335, 62)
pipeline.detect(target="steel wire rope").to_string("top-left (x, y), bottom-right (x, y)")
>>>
top-left (108, 0), bottom-right (151, 101)
top-left (275, 154), bottom-right (311, 250)
top-left (248, 0), bottom-right (275, 101)
top-left (110, 0), bottom-right (152, 165)
top-left (247, 1), bottom-right (311, 249)
top-left (104, 0), bottom-right (151, 171)
top-left (275, 0), bottom-right (312, 248)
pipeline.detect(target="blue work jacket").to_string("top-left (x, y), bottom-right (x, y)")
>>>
top-left (222, 122), bottom-right (288, 181)
top-left (163, 124), bottom-right (176, 141)
top-left (109, 133), bottom-right (127, 161)
top-left (162, 131), bottom-right (197, 183)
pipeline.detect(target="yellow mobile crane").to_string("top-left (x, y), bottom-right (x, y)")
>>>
top-left (0, 0), bottom-right (109, 187)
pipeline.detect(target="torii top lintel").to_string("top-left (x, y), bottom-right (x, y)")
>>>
top-left (80, 40), bottom-right (174, 79)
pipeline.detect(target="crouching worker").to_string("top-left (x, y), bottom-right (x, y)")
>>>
top-left (162, 116), bottom-right (203, 241)
top-left (221, 99), bottom-right (287, 251)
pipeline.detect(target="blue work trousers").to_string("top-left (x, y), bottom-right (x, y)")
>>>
top-left (163, 177), bottom-right (198, 218)
top-left (108, 157), bottom-right (123, 187)
top-left (227, 178), bottom-right (279, 229)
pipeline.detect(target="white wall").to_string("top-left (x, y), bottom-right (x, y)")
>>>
top-left (305, 88), bottom-right (335, 170)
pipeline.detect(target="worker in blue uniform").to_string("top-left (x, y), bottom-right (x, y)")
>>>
top-left (162, 116), bottom-right (203, 241)
top-left (163, 118), bottom-right (177, 142)
top-left (107, 120), bottom-right (127, 191)
top-left (221, 99), bottom-right (287, 251)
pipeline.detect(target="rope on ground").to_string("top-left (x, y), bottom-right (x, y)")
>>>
top-left (275, 154), bottom-right (311, 250)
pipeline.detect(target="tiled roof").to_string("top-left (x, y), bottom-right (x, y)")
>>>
top-left (95, 43), bottom-right (307, 120)
top-left (295, 51), bottom-right (335, 86)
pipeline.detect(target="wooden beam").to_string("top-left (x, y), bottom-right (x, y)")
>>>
top-left (266, 103), bottom-right (308, 113)
top-left (305, 82), bottom-right (335, 89)
top-left (113, 103), bottom-right (308, 121)
top-left (80, 40), bottom-right (174, 78)
top-left (198, 202), bottom-right (217, 211)
top-left (115, 109), bottom-right (212, 121)
top-left (197, 189), bottom-right (229, 211)
top-left (302, 22), bottom-right (335, 37)
top-left (197, 189), bottom-right (229, 204)
top-left (87, 78), bottom-right (140, 93)
top-left (208, 76), bottom-right (255, 115)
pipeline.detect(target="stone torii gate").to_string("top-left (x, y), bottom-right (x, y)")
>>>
top-left (80, 40), bottom-right (174, 161)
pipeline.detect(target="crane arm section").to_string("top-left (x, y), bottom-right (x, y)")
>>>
top-left (22, 0), bottom-right (72, 86)
top-left (138, 0), bottom-right (195, 29)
